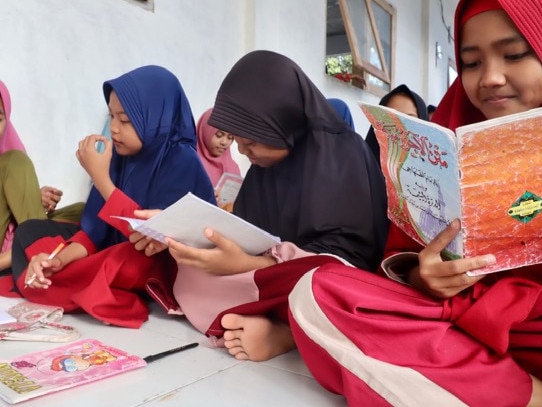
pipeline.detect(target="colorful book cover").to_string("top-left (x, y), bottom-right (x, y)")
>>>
top-left (360, 103), bottom-right (542, 275)
top-left (215, 172), bottom-right (244, 206)
top-left (0, 339), bottom-right (146, 404)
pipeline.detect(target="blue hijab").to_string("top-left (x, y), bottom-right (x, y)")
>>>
top-left (327, 98), bottom-right (355, 130)
top-left (81, 65), bottom-right (215, 249)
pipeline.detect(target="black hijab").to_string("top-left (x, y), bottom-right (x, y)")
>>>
top-left (365, 84), bottom-right (428, 166)
top-left (209, 50), bottom-right (388, 271)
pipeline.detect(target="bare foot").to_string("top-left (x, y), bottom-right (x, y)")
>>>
top-left (528, 375), bottom-right (542, 407)
top-left (221, 314), bottom-right (295, 361)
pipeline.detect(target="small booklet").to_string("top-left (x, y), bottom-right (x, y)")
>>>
top-left (114, 192), bottom-right (281, 255)
top-left (215, 172), bottom-right (244, 206)
top-left (0, 339), bottom-right (146, 404)
top-left (360, 103), bottom-right (542, 275)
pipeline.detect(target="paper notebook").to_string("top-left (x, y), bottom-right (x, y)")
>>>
top-left (114, 192), bottom-right (281, 255)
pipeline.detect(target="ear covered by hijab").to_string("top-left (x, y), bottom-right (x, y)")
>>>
top-left (365, 84), bottom-right (428, 165)
top-left (431, 0), bottom-right (542, 130)
top-left (208, 50), bottom-right (389, 271)
top-left (0, 80), bottom-right (26, 154)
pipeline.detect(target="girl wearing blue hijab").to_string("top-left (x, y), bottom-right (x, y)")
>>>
top-left (9, 65), bottom-right (215, 328)
top-left (327, 98), bottom-right (355, 130)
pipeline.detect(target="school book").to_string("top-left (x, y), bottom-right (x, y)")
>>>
top-left (360, 103), bottom-right (542, 275)
top-left (0, 339), bottom-right (146, 404)
top-left (114, 192), bottom-right (281, 255)
top-left (215, 172), bottom-right (244, 206)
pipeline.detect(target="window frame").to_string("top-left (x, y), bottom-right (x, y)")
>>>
top-left (331, 0), bottom-right (396, 95)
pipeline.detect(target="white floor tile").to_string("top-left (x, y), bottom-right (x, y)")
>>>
top-left (0, 297), bottom-right (346, 406)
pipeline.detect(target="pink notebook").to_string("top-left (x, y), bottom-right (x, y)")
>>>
top-left (0, 339), bottom-right (146, 404)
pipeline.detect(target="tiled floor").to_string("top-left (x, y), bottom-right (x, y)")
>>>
top-left (0, 296), bottom-right (347, 406)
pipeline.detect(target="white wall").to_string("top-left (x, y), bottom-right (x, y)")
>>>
top-left (0, 0), bottom-right (457, 205)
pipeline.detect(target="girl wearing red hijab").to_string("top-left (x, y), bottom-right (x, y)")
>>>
top-left (289, 0), bottom-right (542, 405)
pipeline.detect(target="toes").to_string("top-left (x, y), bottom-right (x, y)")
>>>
top-left (221, 313), bottom-right (244, 329)
top-left (226, 346), bottom-right (249, 360)
top-left (223, 338), bottom-right (242, 349)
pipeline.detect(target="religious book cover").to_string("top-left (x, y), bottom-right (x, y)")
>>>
top-left (215, 172), bottom-right (244, 206)
top-left (360, 103), bottom-right (542, 275)
top-left (0, 339), bottom-right (146, 404)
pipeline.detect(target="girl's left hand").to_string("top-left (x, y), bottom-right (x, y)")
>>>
top-left (76, 134), bottom-right (112, 181)
top-left (166, 228), bottom-right (275, 275)
top-left (129, 209), bottom-right (167, 256)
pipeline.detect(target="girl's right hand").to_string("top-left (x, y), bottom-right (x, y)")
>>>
top-left (25, 253), bottom-right (64, 289)
top-left (408, 219), bottom-right (496, 299)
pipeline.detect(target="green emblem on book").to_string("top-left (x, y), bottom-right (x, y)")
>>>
top-left (508, 191), bottom-right (542, 223)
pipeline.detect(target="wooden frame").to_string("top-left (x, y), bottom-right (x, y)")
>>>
top-left (329, 0), bottom-right (395, 94)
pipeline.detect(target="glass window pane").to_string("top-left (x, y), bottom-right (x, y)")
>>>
top-left (371, 1), bottom-right (391, 72)
top-left (326, 0), bottom-right (350, 56)
top-left (345, 0), bottom-right (382, 70)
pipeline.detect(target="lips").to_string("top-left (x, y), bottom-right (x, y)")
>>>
top-left (482, 94), bottom-right (513, 103)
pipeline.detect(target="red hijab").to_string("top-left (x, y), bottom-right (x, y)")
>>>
top-left (196, 108), bottom-right (241, 186)
top-left (432, 0), bottom-right (542, 130)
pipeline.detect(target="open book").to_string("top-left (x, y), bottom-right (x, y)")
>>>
top-left (114, 192), bottom-right (281, 255)
top-left (361, 103), bottom-right (542, 275)
top-left (0, 339), bottom-right (146, 404)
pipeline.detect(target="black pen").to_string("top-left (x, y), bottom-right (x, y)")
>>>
top-left (144, 342), bottom-right (199, 363)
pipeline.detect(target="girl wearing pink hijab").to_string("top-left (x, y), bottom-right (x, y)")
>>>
top-left (196, 108), bottom-right (241, 211)
top-left (289, 0), bottom-right (542, 405)
top-left (0, 80), bottom-right (81, 271)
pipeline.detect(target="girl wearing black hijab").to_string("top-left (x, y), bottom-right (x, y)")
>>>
top-left (365, 84), bottom-right (429, 166)
top-left (158, 50), bottom-right (389, 361)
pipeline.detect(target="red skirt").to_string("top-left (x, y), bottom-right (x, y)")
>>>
top-left (289, 264), bottom-right (542, 406)
top-left (12, 236), bottom-right (173, 328)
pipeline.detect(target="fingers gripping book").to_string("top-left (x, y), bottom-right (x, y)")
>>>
top-left (360, 103), bottom-right (542, 275)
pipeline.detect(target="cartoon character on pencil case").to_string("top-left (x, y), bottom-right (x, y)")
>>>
top-left (34, 343), bottom-right (117, 373)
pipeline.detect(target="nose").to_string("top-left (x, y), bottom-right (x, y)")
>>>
top-left (109, 117), bottom-right (120, 135)
top-left (479, 60), bottom-right (506, 88)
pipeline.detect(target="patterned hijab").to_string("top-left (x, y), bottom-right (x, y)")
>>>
top-left (432, 0), bottom-right (542, 130)
top-left (365, 84), bottom-right (428, 165)
top-left (196, 107), bottom-right (241, 186)
top-left (209, 50), bottom-right (388, 271)
top-left (81, 65), bottom-right (215, 249)
top-left (0, 80), bottom-right (26, 153)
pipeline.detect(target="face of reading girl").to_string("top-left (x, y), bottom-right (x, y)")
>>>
top-left (208, 130), bottom-right (234, 157)
top-left (386, 93), bottom-right (419, 118)
top-left (460, 10), bottom-right (542, 119)
top-left (234, 135), bottom-right (289, 168)
top-left (108, 91), bottom-right (143, 156)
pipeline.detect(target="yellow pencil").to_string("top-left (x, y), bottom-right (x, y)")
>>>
top-left (24, 242), bottom-right (65, 289)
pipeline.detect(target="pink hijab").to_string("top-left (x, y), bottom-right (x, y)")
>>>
top-left (0, 80), bottom-right (26, 153)
top-left (196, 107), bottom-right (241, 186)
top-left (432, 0), bottom-right (542, 131)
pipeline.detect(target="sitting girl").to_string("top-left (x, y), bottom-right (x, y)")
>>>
top-left (11, 65), bottom-right (214, 328)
